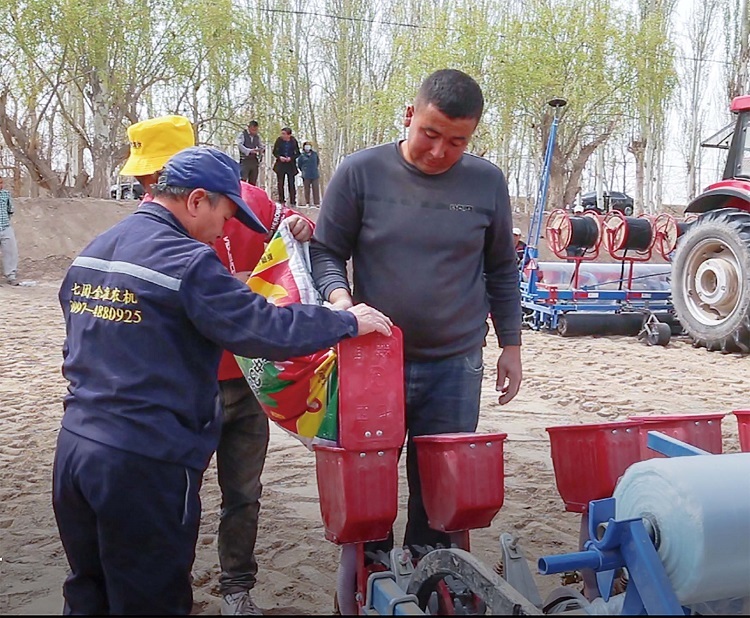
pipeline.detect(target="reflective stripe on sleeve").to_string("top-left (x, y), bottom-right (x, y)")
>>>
top-left (72, 256), bottom-right (182, 291)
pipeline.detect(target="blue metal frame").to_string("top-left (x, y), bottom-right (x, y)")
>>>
top-left (537, 434), bottom-right (718, 615)
top-left (538, 498), bottom-right (686, 615)
top-left (521, 291), bottom-right (673, 332)
top-left (365, 572), bottom-right (423, 615)
top-left (646, 431), bottom-right (710, 457)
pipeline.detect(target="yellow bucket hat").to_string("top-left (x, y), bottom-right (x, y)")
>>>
top-left (120, 115), bottom-right (196, 176)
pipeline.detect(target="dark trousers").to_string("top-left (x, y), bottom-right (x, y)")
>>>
top-left (302, 178), bottom-right (321, 206)
top-left (368, 349), bottom-right (484, 553)
top-left (216, 378), bottom-right (269, 594)
top-left (52, 428), bottom-right (202, 615)
top-left (240, 157), bottom-right (259, 186)
top-left (275, 167), bottom-right (296, 205)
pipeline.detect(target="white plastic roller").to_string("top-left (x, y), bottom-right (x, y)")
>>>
top-left (614, 453), bottom-right (750, 605)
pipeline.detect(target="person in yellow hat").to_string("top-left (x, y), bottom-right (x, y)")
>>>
top-left (119, 115), bottom-right (196, 200)
top-left (118, 114), bottom-right (314, 615)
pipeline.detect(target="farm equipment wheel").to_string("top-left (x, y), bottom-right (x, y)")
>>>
top-left (557, 314), bottom-right (573, 337)
top-left (406, 548), bottom-right (541, 615)
top-left (556, 313), bottom-right (597, 337)
top-left (542, 587), bottom-right (590, 613)
top-left (645, 322), bottom-right (671, 346)
top-left (671, 208), bottom-right (750, 352)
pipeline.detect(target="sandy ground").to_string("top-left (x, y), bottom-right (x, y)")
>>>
top-left (0, 197), bottom-right (748, 615)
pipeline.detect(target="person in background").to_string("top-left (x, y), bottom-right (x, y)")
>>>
top-left (0, 177), bottom-right (18, 286)
top-left (120, 115), bottom-right (195, 200)
top-left (513, 227), bottom-right (528, 268)
top-left (237, 120), bottom-right (264, 186)
top-left (297, 141), bottom-right (321, 208)
top-left (310, 68), bottom-right (522, 556)
top-left (272, 127), bottom-right (300, 206)
top-left (52, 146), bottom-right (392, 615)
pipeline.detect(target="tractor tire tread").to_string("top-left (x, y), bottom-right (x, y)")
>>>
top-left (672, 209), bottom-right (750, 353)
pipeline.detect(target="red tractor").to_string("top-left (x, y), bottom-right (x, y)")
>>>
top-left (671, 95), bottom-right (750, 352)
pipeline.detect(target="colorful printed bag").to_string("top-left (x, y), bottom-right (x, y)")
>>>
top-left (234, 219), bottom-right (338, 449)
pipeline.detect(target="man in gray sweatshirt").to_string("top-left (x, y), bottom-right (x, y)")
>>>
top-left (310, 69), bottom-right (522, 552)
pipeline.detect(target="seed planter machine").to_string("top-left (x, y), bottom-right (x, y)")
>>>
top-left (520, 100), bottom-right (684, 345)
top-left (314, 332), bottom-right (750, 615)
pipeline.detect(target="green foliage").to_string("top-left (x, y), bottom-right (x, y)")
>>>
top-left (499, 0), bottom-right (635, 146)
top-left (0, 0), bottom-right (677, 199)
top-left (624, 7), bottom-right (677, 125)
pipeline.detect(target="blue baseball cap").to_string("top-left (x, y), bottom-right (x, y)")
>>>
top-left (158, 146), bottom-right (267, 234)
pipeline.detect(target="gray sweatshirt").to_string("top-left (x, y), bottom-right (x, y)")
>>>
top-left (310, 141), bottom-right (521, 361)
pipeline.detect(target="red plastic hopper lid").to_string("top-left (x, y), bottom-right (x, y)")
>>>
top-left (545, 420), bottom-right (642, 433)
top-left (628, 413), bottom-right (725, 423)
top-left (413, 432), bottom-right (507, 444)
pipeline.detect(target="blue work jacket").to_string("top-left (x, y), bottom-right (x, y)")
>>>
top-left (58, 202), bottom-right (357, 470)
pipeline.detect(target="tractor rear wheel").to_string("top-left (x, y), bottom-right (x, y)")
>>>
top-left (671, 208), bottom-right (750, 352)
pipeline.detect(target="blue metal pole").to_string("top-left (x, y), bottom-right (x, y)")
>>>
top-left (537, 548), bottom-right (621, 576)
top-left (522, 98), bottom-right (567, 295)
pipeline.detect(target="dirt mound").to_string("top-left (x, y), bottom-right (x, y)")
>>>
top-left (11, 196), bottom-right (658, 284)
top-left (13, 197), bottom-right (137, 281)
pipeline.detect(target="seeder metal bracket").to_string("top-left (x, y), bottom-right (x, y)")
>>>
top-left (499, 533), bottom-right (544, 608)
top-left (406, 548), bottom-right (542, 615)
top-left (363, 571), bottom-right (422, 616)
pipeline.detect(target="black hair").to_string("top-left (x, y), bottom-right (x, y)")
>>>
top-left (281, 127), bottom-right (292, 134)
top-left (151, 181), bottom-right (222, 206)
top-left (248, 120), bottom-right (259, 128)
top-left (415, 69), bottom-right (484, 120)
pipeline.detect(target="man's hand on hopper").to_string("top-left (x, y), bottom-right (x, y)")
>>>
top-left (346, 304), bottom-right (393, 337)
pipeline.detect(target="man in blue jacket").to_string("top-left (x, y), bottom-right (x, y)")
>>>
top-left (53, 146), bottom-right (392, 615)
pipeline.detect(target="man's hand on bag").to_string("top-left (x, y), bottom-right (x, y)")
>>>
top-left (346, 304), bottom-right (393, 337)
top-left (496, 345), bottom-right (522, 405)
top-left (286, 215), bottom-right (313, 242)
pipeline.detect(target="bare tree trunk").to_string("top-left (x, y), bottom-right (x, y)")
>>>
top-left (681, 0), bottom-right (718, 201)
top-left (89, 75), bottom-right (115, 197)
top-left (644, 137), bottom-right (655, 214)
top-left (561, 123), bottom-right (615, 208)
top-left (629, 138), bottom-right (647, 214)
top-left (0, 91), bottom-right (67, 196)
top-left (655, 131), bottom-right (664, 211)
